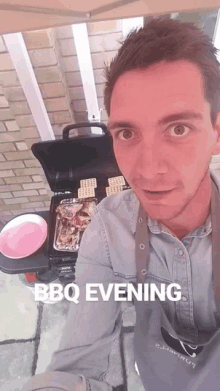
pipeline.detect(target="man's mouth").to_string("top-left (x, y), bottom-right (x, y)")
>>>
top-left (144, 189), bottom-right (173, 193)
top-left (142, 188), bottom-right (174, 201)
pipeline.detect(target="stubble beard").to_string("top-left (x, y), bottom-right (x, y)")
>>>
top-left (160, 165), bottom-right (210, 223)
top-left (135, 164), bottom-right (211, 223)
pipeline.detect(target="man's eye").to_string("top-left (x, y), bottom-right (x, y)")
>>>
top-left (116, 129), bottom-right (133, 140)
top-left (169, 124), bottom-right (191, 137)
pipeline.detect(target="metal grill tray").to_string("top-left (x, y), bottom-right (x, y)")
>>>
top-left (31, 122), bottom-right (129, 262)
top-left (53, 197), bottom-right (97, 252)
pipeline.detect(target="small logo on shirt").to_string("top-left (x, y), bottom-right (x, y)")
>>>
top-left (161, 327), bottom-right (203, 357)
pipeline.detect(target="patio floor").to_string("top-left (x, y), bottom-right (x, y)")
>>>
top-left (0, 271), bottom-right (144, 391)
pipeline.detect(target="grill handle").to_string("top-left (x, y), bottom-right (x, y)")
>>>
top-left (62, 122), bottom-right (108, 140)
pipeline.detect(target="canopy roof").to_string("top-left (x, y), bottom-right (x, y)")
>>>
top-left (1, 0), bottom-right (220, 35)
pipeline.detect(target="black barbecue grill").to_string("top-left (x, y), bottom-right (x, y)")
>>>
top-left (0, 122), bottom-right (130, 284)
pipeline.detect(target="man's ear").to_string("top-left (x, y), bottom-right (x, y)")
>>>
top-left (212, 112), bottom-right (220, 155)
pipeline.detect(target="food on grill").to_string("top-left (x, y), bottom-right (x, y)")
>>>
top-left (73, 213), bottom-right (91, 231)
top-left (81, 202), bottom-right (96, 215)
top-left (56, 203), bottom-right (83, 219)
top-left (54, 199), bottom-right (97, 251)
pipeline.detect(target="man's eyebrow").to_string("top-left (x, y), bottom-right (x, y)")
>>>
top-left (108, 121), bottom-right (134, 132)
top-left (108, 112), bottom-right (203, 131)
top-left (158, 111), bottom-right (204, 125)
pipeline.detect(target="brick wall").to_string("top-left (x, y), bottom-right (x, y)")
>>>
top-left (0, 32), bottom-right (52, 229)
top-left (22, 28), bottom-right (75, 139)
top-left (56, 19), bottom-right (123, 125)
top-left (0, 21), bottom-right (123, 230)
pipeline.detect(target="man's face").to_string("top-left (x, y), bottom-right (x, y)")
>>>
top-left (108, 60), bottom-right (220, 221)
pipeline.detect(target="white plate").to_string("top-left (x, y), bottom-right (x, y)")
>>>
top-left (0, 214), bottom-right (48, 259)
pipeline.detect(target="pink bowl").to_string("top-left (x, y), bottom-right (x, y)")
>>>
top-left (0, 214), bottom-right (48, 259)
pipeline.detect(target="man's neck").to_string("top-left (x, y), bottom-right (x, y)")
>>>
top-left (160, 172), bottom-right (212, 239)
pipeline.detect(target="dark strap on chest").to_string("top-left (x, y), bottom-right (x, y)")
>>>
top-left (135, 205), bottom-right (149, 284)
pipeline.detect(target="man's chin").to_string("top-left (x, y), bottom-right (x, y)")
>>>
top-left (140, 202), bottom-right (185, 221)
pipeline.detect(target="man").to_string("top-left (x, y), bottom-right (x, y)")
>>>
top-left (23, 17), bottom-right (220, 390)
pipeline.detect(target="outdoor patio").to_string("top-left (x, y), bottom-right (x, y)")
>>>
top-left (0, 270), bottom-right (144, 391)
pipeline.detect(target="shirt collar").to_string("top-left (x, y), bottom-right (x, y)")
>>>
top-left (147, 213), bottom-right (212, 239)
top-left (129, 190), bottom-right (212, 238)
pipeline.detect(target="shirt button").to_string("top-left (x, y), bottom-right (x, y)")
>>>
top-left (181, 295), bottom-right (188, 302)
top-left (141, 269), bottom-right (147, 275)
top-left (139, 243), bottom-right (145, 250)
top-left (179, 249), bottom-right (184, 256)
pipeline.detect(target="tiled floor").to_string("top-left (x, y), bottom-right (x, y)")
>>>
top-left (0, 271), bottom-right (144, 391)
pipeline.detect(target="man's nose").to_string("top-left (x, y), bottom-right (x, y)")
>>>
top-left (134, 139), bottom-right (168, 180)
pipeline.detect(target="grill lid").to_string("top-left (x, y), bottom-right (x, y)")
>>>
top-left (31, 122), bottom-right (122, 193)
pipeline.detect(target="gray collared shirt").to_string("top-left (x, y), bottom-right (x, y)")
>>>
top-left (45, 168), bottom-right (220, 388)
top-left (146, 209), bottom-right (216, 342)
top-left (75, 168), bottom-right (219, 341)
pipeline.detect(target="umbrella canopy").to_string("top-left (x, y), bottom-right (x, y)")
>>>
top-left (0, 0), bottom-right (220, 35)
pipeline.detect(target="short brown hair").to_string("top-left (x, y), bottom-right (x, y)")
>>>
top-left (104, 17), bottom-right (220, 125)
